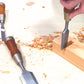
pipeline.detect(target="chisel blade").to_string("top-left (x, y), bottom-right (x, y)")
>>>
top-left (0, 2), bottom-right (6, 42)
top-left (1, 30), bottom-right (5, 41)
top-left (1, 22), bottom-right (5, 41)
top-left (20, 70), bottom-right (38, 84)
top-left (61, 21), bottom-right (69, 50)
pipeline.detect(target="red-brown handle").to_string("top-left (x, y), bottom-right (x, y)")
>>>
top-left (0, 3), bottom-right (5, 14)
top-left (5, 36), bottom-right (20, 57)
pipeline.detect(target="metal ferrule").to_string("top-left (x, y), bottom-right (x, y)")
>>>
top-left (0, 2), bottom-right (5, 6)
top-left (0, 14), bottom-right (5, 23)
top-left (13, 53), bottom-right (23, 65)
top-left (5, 36), bottom-right (14, 42)
top-left (64, 12), bottom-right (71, 22)
top-left (13, 53), bottom-right (25, 71)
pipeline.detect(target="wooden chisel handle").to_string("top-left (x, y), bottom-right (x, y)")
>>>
top-left (63, 0), bottom-right (74, 21)
top-left (5, 36), bottom-right (20, 57)
top-left (64, 8), bottom-right (74, 14)
top-left (0, 2), bottom-right (5, 15)
top-left (64, 7), bottom-right (74, 21)
top-left (0, 2), bottom-right (5, 23)
top-left (5, 36), bottom-right (24, 70)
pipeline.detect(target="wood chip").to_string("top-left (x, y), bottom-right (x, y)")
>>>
top-left (17, 40), bottom-right (20, 43)
top-left (24, 27), bottom-right (29, 29)
top-left (16, 32), bottom-right (60, 50)
top-left (81, 28), bottom-right (84, 31)
top-left (26, 2), bottom-right (35, 6)
top-left (43, 73), bottom-right (47, 78)
top-left (15, 37), bottom-right (19, 39)
top-left (0, 70), bottom-right (10, 74)
top-left (54, 31), bottom-right (62, 34)
top-left (73, 27), bottom-right (84, 42)
top-left (22, 8), bottom-right (25, 11)
top-left (42, 6), bottom-right (45, 8)
top-left (16, 34), bottom-right (60, 50)
top-left (73, 32), bottom-right (78, 35)
top-left (0, 41), bottom-right (4, 45)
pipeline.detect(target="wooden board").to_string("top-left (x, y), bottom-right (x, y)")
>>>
top-left (53, 35), bottom-right (84, 71)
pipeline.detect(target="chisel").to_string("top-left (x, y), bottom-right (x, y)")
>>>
top-left (5, 36), bottom-right (38, 84)
top-left (0, 2), bottom-right (6, 41)
top-left (61, 6), bottom-right (74, 50)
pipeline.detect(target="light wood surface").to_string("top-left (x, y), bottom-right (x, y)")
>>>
top-left (0, 0), bottom-right (84, 84)
top-left (53, 35), bottom-right (84, 71)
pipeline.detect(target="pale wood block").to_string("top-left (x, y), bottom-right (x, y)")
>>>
top-left (53, 36), bottom-right (84, 71)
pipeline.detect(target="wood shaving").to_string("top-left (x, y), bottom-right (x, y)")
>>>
top-left (0, 41), bottom-right (4, 45)
top-left (73, 32), bottom-right (78, 35)
top-left (26, 2), bottom-right (35, 6)
top-left (43, 73), bottom-right (47, 78)
top-left (17, 40), bottom-right (20, 43)
top-left (28, 34), bottom-right (59, 50)
top-left (54, 31), bottom-right (62, 34)
top-left (73, 27), bottom-right (84, 42)
top-left (22, 8), bottom-right (25, 11)
top-left (24, 26), bottom-right (31, 29)
top-left (24, 27), bottom-right (29, 29)
top-left (42, 6), bottom-right (45, 8)
top-left (0, 70), bottom-right (10, 74)
top-left (17, 34), bottom-right (59, 50)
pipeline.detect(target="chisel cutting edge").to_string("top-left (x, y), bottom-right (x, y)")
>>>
top-left (0, 2), bottom-right (6, 41)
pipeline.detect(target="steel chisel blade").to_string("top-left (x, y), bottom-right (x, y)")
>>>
top-left (1, 30), bottom-right (5, 41)
top-left (20, 70), bottom-right (38, 84)
top-left (61, 21), bottom-right (69, 50)
top-left (61, 28), bottom-right (69, 49)
top-left (1, 23), bottom-right (5, 41)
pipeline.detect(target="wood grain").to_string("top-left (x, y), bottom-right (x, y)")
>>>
top-left (53, 35), bottom-right (84, 71)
